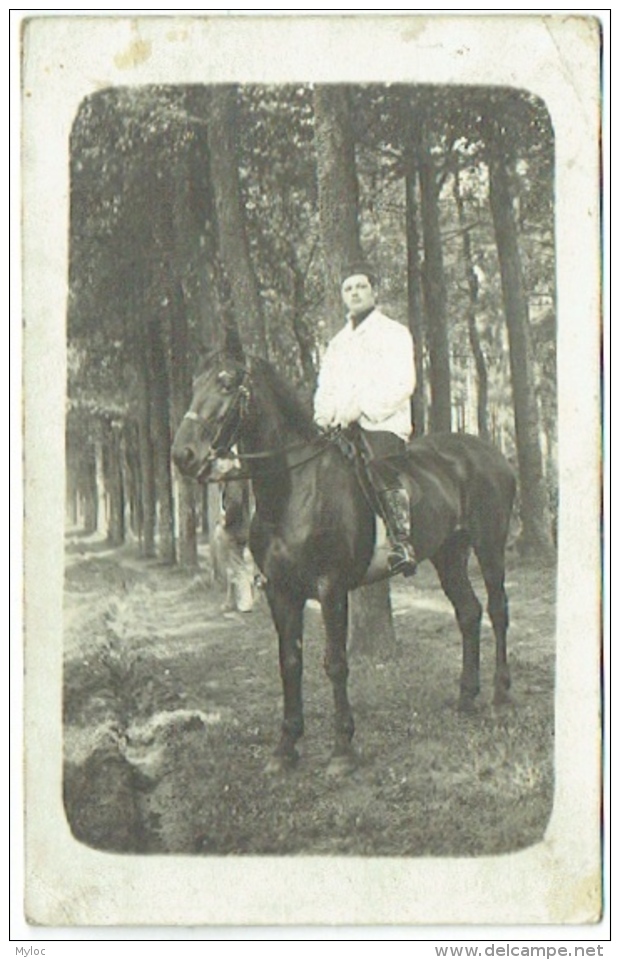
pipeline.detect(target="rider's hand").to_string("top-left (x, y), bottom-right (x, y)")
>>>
top-left (335, 400), bottom-right (362, 429)
top-left (315, 412), bottom-right (335, 431)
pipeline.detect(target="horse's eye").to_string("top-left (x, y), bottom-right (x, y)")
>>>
top-left (217, 370), bottom-right (236, 393)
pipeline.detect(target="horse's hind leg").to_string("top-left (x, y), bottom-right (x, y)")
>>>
top-left (319, 580), bottom-right (356, 775)
top-left (265, 585), bottom-right (306, 772)
top-left (475, 546), bottom-right (511, 705)
top-left (432, 538), bottom-right (483, 711)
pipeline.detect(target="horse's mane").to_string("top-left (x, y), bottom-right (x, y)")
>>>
top-left (249, 357), bottom-right (317, 441)
top-left (199, 350), bottom-right (318, 441)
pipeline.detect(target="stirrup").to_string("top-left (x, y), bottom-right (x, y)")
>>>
top-left (388, 542), bottom-right (417, 577)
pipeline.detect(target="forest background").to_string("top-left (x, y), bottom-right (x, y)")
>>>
top-left (17, 13), bottom-right (606, 924)
top-left (66, 82), bottom-right (558, 631)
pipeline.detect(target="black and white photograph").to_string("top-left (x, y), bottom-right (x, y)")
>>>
top-left (18, 13), bottom-right (604, 931)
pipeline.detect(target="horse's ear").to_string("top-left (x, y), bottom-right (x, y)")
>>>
top-left (192, 341), bottom-right (212, 377)
top-left (224, 324), bottom-right (245, 363)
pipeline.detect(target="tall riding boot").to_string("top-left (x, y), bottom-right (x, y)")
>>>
top-left (381, 487), bottom-right (417, 577)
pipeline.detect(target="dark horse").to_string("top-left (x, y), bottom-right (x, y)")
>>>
top-left (172, 353), bottom-right (516, 775)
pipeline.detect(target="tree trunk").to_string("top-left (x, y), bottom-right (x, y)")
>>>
top-left (404, 152), bottom-right (426, 436)
top-left (79, 442), bottom-right (98, 534)
top-left (313, 86), bottom-right (364, 323)
top-left (123, 420), bottom-right (142, 539)
top-left (452, 166), bottom-right (489, 440)
top-left (485, 121), bottom-right (555, 557)
top-left (178, 109), bottom-right (232, 356)
top-left (348, 582), bottom-right (401, 658)
top-left (416, 113), bottom-right (452, 433)
top-left (291, 260), bottom-right (319, 387)
top-left (313, 84), bottom-right (397, 657)
top-left (147, 315), bottom-right (176, 565)
top-left (207, 85), bottom-right (268, 358)
top-left (173, 478), bottom-right (197, 568)
top-left (95, 441), bottom-right (107, 537)
top-left (135, 357), bottom-right (156, 558)
top-left (102, 420), bottom-right (125, 547)
top-left (152, 426), bottom-right (176, 565)
top-left (65, 443), bottom-right (79, 527)
top-left (200, 486), bottom-right (209, 536)
top-left (208, 484), bottom-right (225, 584)
top-left (166, 272), bottom-right (198, 568)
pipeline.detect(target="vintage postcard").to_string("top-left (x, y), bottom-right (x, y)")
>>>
top-left (19, 13), bottom-right (604, 931)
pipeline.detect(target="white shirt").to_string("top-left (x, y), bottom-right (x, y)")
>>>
top-left (314, 309), bottom-right (416, 442)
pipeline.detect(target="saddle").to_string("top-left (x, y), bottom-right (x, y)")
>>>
top-left (333, 428), bottom-right (423, 516)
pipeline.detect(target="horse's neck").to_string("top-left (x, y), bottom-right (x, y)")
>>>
top-left (239, 385), bottom-right (313, 519)
top-left (242, 379), bottom-right (314, 454)
top-left (240, 415), bottom-right (300, 457)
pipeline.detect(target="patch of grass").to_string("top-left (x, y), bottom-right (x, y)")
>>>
top-left (63, 550), bottom-right (557, 857)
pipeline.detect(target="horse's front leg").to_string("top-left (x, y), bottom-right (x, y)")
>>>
top-left (319, 580), bottom-right (356, 776)
top-left (265, 585), bottom-right (305, 773)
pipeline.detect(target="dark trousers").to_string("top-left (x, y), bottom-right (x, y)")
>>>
top-left (356, 429), bottom-right (416, 557)
top-left (357, 429), bottom-right (406, 492)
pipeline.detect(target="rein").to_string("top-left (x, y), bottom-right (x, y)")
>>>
top-left (194, 434), bottom-right (338, 484)
top-left (226, 434), bottom-right (333, 461)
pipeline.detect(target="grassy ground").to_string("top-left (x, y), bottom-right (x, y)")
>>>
top-left (63, 533), bottom-right (556, 857)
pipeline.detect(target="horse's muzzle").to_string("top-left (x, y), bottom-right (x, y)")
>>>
top-left (172, 444), bottom-right (192, 472)
top-left (172, 441), bottom-right (207, 480)
top-left (173, 437), bottom-right (225, 483)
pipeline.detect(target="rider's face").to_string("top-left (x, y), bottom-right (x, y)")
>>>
top-left (341, 274), bottom-right (376, 317)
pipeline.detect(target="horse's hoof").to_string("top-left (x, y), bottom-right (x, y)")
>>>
top-left (493, 691), bottom-right (514, 709)
top-left (326, 751), bottom-right (357, 778)
top-left (264, 750), bottom-right (299, 774)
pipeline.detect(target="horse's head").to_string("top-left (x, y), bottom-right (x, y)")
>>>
top-left (172, 355), bottom-right (249, 482)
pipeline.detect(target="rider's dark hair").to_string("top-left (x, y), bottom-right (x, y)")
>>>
top-left (340, 261), bottom-right (377, 287)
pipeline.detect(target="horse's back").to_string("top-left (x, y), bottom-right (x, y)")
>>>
top-left (408, 433), bottom-right (515, 493)
top-left (399, 433), bottom-right (516, 559)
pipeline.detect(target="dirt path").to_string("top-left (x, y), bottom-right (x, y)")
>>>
top-left (63, 534), bottom-right (557, 857)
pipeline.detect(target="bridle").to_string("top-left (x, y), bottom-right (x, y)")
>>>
top-left (182, 371), bottom-right (341, 483)
top-left (183, 378), bottom-right (250, 460)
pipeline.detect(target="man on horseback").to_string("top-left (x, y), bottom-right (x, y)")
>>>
top-left (314, 262), bottom-right (418, 577)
